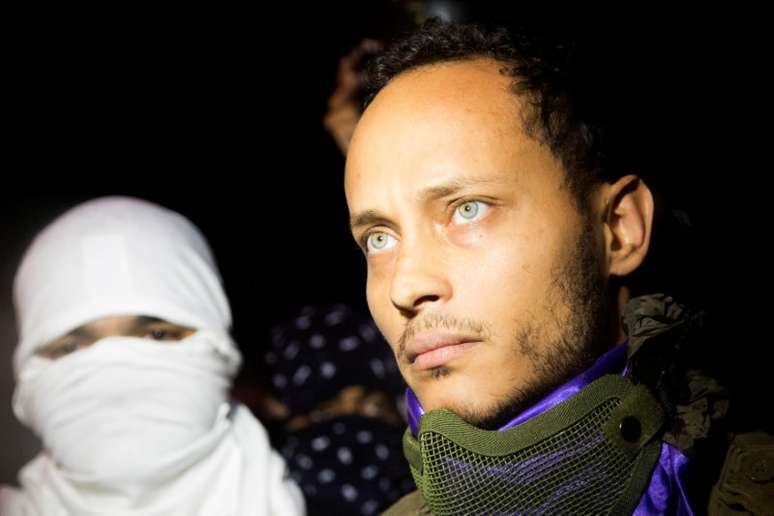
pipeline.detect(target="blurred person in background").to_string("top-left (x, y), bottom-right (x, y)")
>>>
top-left (246, 304), bottom-right (415, 516)
top-left (322, 1), bottom-right (475, 156)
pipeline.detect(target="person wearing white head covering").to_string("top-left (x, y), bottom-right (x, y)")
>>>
top-left (0, 196), bottom-right (306, 516)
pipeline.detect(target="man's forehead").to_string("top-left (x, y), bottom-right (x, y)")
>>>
top-left (364, 57), bottom-right (515, 116)
top-left (345, 58), bottom-right (527, 199)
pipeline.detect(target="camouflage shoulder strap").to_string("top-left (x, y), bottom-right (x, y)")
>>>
top-left (708, 431), bottom-right (774, 515)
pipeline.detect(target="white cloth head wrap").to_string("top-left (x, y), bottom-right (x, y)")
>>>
top-left (13, 195), bottom-right (235, 374)
top-left (1, 196), bottom-right (305, 516)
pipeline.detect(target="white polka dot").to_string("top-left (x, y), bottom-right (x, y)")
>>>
top-left (283, 341), bottom-right (300, 360)
top-left (358, 324), bottom-right (378, 342)
top-left (339, 336), bottom-right (360, 351)
top-left (375, 444), bottom-right (390, 460)
top-left (296, 454), bottom-right (313, 470)
top-left (337, 446), bottom-right (353, 464)
top-left (356, 430), bottom-right (373, 444)
top-left (272, 374), bottom-right (287, 389)
top-left (379, 478), bottom-right (392, 491)
top-left (309, 333), bottom-right (326, 349)
top-left (325, 311), bottom-right (346, 326)
top-left (295, 316), bottom-right (312, 329)
top-left (361, 464), bottom-right (379, 480)
top-left (341, 483), bottom-right (358, 502)
top-left (318, 468), bottom-right (336, 483)
top-left (362, 500), bottom-right (380, 515)
top-left (320, 361), bottom-right (336, 378)
top-left (292, 365), bottom-right (311, 386)
top-left (370, 359), bottom-right (385, 378)
top-left (311, 435), bottom-right (330, 451)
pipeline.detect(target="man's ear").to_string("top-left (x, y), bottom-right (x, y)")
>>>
top-left (596, 175), bottom-right (655, 278)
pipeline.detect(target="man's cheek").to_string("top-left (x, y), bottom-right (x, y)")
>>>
top-left (365, 264), bottom-right (391, 310)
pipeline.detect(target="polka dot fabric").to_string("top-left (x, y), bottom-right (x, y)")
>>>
top-left (281, 415), bottom-right (415, 516)
top-left (265, 304), bottom-right (405, 414)
top-left (265, 305), bottom-right (414, 515)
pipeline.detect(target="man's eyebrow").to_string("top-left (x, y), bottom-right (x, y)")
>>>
top-left (417, 177), bottom-right (502, 203)
top-left (349, 210), bottom-right (394, 231)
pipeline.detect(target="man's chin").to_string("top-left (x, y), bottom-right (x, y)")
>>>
top-left (410, 369), bottom-right (557, 431)
top-left (419, 397), bottom-right (509, 431)
top-left (411, 372), bottom-right (511, 427)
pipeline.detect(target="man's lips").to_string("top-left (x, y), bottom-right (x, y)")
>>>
top-left (406, 333), bottom-right (481, 371)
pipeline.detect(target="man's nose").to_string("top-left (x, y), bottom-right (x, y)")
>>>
top-left (389, 237), bottom-right (451, 317)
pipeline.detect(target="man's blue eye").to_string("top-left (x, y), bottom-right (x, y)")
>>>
top-left (366, 232), bottom-right (394, 252)
top-left (458, 202), bottom-right (479, 219)
top-left (454, 201), bottom-right (488, 222)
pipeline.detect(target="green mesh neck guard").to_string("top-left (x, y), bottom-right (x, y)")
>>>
top-left (403, 375), bottom-right (664, 515)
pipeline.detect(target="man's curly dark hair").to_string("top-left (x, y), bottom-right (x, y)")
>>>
top-left (364, 18), bottom-right (631, 212)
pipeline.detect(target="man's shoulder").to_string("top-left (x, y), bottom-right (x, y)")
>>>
top-left (382, 489), bottom-right (431, 516)
top-left (708, 431), bottom-right (774, 515)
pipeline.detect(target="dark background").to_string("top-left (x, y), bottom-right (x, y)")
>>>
top-left (2, 3), bottom-right (760, 486)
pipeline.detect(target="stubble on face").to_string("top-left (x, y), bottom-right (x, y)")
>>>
top-left (399, 213), bottom-right (611, 430)
top-left (474, 213), bottom-right (610, 429)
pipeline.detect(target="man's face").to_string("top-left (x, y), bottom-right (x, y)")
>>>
top-left (35, 316), bottom-right (195, 359)
top-left (345, 58), bottom-right (612, 429)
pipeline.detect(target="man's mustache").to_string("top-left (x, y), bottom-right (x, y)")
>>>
top-left (397, 313), bottom-right (490, 361)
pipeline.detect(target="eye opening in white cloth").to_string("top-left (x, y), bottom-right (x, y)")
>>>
top-left (34, 315), bottom-right (197, 360)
